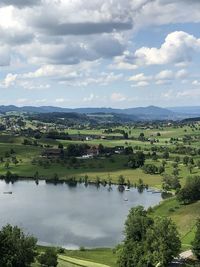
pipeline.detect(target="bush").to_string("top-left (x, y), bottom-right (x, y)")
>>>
top-left (142, 164), bottom-right (158, 174)
top-left (79, 246), bottom-right (86, 251)
top-left (162, 175), bottom-right (181, 191)
top-left (57, 247), bottom-right (65, 254)
top-left (38, 247), bottom-right (58, 267)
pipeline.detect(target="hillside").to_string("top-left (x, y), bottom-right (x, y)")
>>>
top-left (0, 105), bottom-right (175, 121)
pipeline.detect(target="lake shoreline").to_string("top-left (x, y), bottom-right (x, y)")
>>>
top-left (0, 180), bottom-right (162, 248)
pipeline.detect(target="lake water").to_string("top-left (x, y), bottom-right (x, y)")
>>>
top-left (0, 180), bottom-right (162, 248)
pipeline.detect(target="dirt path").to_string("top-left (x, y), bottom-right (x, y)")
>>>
top-left (179, 250), bottom-right (193, 259)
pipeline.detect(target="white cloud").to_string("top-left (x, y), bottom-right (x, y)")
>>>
top-left (176, 69), bottom-right (188, 79)
top-left (128, 73), bottom-right (152, 82)
top-left (177, 89), bottom-right (200, 98)
top-left (110, 51), bottom-right (138, 70)
top-left (134, 31), bottom-right (200, 66)
top-left (2, 73), bottom-right (17, 87)
top-left (1, 1), bottom-right (200, 69)
top-left (35, 99), bottom-right (47, 104)
top-left (19, 81), bottom-right (50, 90)
top-left (16, 98), bottom-right (28, 104)
top-left (110, 61), bottom-right (137, 70)
top-left (59, 72), bottom-right (123, 87)
top-left (23, 65), bottom-right (80, 79)
top-left (129, 68), bottom-right (190, 87)
top-left (161, 89), bottom-right (174, 99)
top-left (0, 0), bottom-right (200, 107)
top-left (155, 80), bottom-right (171, 85)
top-left (192, 80), bottom-right (200, 86)
top-left (128, 73), bottom-right (151, 87)
top-left (154, 69), bottom-right (173, 85)
top-left (83, 93), bottom-right (99, 102)
top-left (111, 92), bottom-right (126, 102)
top-left (55, 98), bottom-right (65, 103)
top-left (131, 81), bottom-right (149, 87)
top-left (155, 70), bottom-right (173, 80)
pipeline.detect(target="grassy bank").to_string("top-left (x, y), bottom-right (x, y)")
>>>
top-left (152, 197), bottom-right (200, 250)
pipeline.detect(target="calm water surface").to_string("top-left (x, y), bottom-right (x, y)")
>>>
top-left (0, 180), bottom-right (161, 248)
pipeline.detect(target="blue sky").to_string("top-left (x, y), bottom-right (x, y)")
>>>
top-left (0, 0), bottom-right (200, 108)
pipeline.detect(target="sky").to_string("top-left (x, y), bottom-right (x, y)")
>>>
top-left (0, 0), bottom-right (200, 108)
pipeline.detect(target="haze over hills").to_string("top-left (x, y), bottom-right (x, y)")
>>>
top-left (169, 106), bottom-right (200, 115)
top-left (0, 105), bottom-right (200, 121)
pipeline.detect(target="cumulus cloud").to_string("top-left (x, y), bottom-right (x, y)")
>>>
top-left (19, 82), bottom-right (50, 90)
top-left (63, 72), bottom-right (123, 87)
top-left (176, 69), bottom-right (188, 79)
top-left (177, 89), bottom-right (200, 98)
top-left (128, 73), bottom-right (152, 87)
top-left (0, 0), bottom-right (200, 108)
top-left (192, 80), bottom-right (200, 86)
top-left (129, 73), bottom-right (152, 82)
top-left (2, 73), bottom-right (17, 87)
top-left (21, 62), bottom-right (122, 87)
top-left (155, 70), bottom-right (173, 85)
top-left (23, 65), bottom-right (80, 79)
top-left (134, 31), bottom-right (200, 66)
top-left (18, 34), bottom-right (125, 65)
top-left (129, 68), bottom-right (190, 87)
top-left (131, 81), bottom-right (150, 87)
top-left (110, 51), bottom-right (138, 70)
top-left (1, 0), bottom-right (200, 68)
top-left (155, 70), bottom-right (173, 80)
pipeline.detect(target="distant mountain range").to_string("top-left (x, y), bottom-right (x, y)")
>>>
top-left (0, 105), bottom-right (200, 121)
top-left (169, 106), bottom-right (200, 115)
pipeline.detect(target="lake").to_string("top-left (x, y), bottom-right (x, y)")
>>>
top-left (0, 180), bottom-right (162, 248)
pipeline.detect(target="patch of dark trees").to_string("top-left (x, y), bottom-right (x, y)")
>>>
top-left (177, 176), bottom-right (200, 204)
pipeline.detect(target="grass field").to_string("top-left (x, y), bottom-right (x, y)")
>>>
top-left (58, 255), bottom-right (111, 267)
top-left (32, 248), bottom-right (117, 267)
top-left (0, 127), bottom-right (199, 188)
top-left (153, 198), bottom-right (200, 250)
top-left (63, 249), bottom-right (117, 267)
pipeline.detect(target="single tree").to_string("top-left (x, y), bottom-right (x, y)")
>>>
top-left (118, 206), bottom-right (181, 267)
top-left (0, 224), bottom-right (37, 267)
top-left (145, 217), bottom-right (181, 266)
top-left (192, 218), bottom-right (200, 260)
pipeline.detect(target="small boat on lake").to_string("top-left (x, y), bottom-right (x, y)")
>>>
top-left (125, 188), bottom-right (130, 191)
top-left (124, 198), bottom-right (128, 201)
top-left (3, 192), bottom-right (12, 194)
